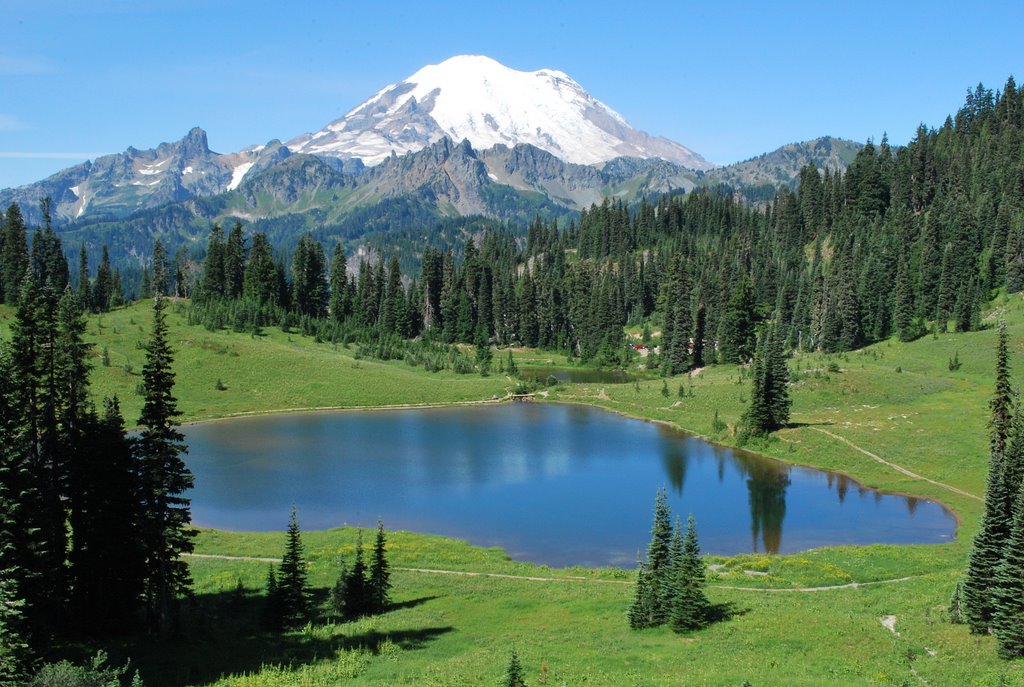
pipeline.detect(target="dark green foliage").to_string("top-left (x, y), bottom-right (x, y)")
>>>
top-left (200, 225), bottom-right (226, 301)
top-left (669, 515), bottom-right (710, 633)
top-left (27, 651), bottom-right (142, 687)
top-left (369, 520), bottom-right (392, 614)
top-left (992, 481), bottom-right (1024, 658)
top-left (1, 203), bottom-right (29, 304)
top-left (261, 565), bottom-right (282, 631)
top-left (627, 559), bottom-right (654, 630)
top-left (136, 297), bottom-right (193, 635)
top-left (291, 233), bottom-right (327, 318)
top-left (151, 239), bottom-right (169, 297)
top-left (964, 321), bottom-right (1018, 634)
top-left (0, 566), bottom-right (33, 683)
top-left (630, 492), bottom-right (710, 633)
top-left (335, 529), bottom-right (372, 619)
top-left (276, 506), bottom-right (311, 629)
top-left (92, 246), bottom-right (114, 312)
top-left (719, 279), bottom-right (756, 364)
top-left (742, 324), bottom-right (791, 437)
top-left (503, 647), bottom-right (526, 687)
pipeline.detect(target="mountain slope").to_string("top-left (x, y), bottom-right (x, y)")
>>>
top-left (705, 136), bottom-right (860, 189)
top-left (287, 55), bottom-right (713, 170)
top-left (0, 128), bottom-right (287, 225)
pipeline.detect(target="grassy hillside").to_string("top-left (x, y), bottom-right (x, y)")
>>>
top-left (5, 295), bottom-right (1023, 685)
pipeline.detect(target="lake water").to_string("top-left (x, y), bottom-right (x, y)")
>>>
top-left (184, 403), bottom-right (956, 568)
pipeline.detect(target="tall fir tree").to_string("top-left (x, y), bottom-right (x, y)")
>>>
top-left (964, 320), bottom-right (1017, 634)
top-left (136, 296), bottom-right (194, 635)
top-left (369, 519), bottom-right (391, 614)
top-left (277, 506), bottom-right (311, 629)
top-left (992, 480), bottom-right (1024, 658)
top-left (669, 515), bottom-right (710, 633)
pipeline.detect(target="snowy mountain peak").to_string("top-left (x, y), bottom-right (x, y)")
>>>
top-left (288, 55), bottom-right (713, 170)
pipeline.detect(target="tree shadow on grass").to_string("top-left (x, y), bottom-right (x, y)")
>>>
top-left (706, 601), bottom-right (749, 625)
top-left (80, 588), bottom-right (453, 687)
top-left (388, 595), bottom-right (442, 612)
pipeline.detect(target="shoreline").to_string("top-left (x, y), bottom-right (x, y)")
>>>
top-left (180, 390), bottom-right (968, 545)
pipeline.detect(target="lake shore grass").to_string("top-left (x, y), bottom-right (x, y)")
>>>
top-left (5, 296), bottom-right (1023, 684)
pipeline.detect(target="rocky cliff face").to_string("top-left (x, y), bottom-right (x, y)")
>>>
top-left (0, 128), bottom-right (283, 225)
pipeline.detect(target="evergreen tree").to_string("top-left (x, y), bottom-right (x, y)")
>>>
top-left (92, 246), bottom-right (113, 312)
top-left (742, 324), bottom-right (791, 436)
top-left (1, 204), bottom-right (29, 305)
top-left (152, 239), bottom-right (169, 297)
top-left (640, 488), bottom-right (673, 626)
top-left (328, 243), bottom-right (350, 324)
top-left (503, 647), bottom-right (527, 687)
top-left (669, 515), bottom-right (710, 633)
top-left (329, 556), bottom-right (350, 619)
top-left (224, 222), bottom-right (246, 300)
top-left (0, 566), bottom-right (32, 683)
top-left (261, 565), bottom-right (282, 631)
top-left (627, 557), bottom-right (655, 630)
top-left (342, 530), bottom-right (371, 619)
top-left (76, 245), bottom-right (90, 307)
top-left (200, 225), bottom-right (226, 301)
top-left (369, 519), bottom-right (391, 614)
top-left (136, 297), bottom-right (193, 635)
top-left (243, 233), bottom-right (278, 307)
top-left (277, 506), bottom-right (311, 629)
top-left (719, 278), bottom-right (756, 364)
top-left (964, 321), bottom-right (1017, 634)
top-left (992, 480), bottom-right (1024, 657)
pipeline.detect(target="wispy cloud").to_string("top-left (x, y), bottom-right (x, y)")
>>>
top-left (0, 114), bottom-right (26, 131)
top-left (0, 54), bottom-right (56, 75)
top-left (0, 152), bottom-right (109, 160)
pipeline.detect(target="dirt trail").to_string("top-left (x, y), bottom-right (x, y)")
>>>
top-left (184, 554), bottom-right (921, 592)
top-left (809, 427), bottom-right (982, 502)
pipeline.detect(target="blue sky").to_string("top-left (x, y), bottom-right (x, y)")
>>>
top-left (1, 0), bottom-right (1021, 190)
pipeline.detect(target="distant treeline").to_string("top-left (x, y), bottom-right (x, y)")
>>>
top-left (3, 78), bottom-right (1022, 375)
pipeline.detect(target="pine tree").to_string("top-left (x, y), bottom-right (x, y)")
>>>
top-left (992, 481), bottom-right (1024, 658)
top-left (200, 225), bottom-right (226, 301)
top-left (369, 519), bottom-right (391, 614)
top-left (224, 222), bottom-right (246, 300)
top-left (261, 565), bottom-right (282, 631)
top-left (342, 529), bottom-right (371, 619)
top-left (136, 296), bottom-right (194, 635)
top-left (669, 515), bottom-right (710, 633)
top-left (329, 556), bottom-right (350, 619)
top-left (742, 324), bottom-right (790, 436)
top-left (642, 488), bottom-right (673, 626)
top-left (0, 566), bottom-right (32, 683)
top-left (152, 239), bottom-right (169, 297)
top-left (1, 204), bottom-right (29, 305)
top-left (503, 647), bottom-right (527, 687)
top-left (92, 246), bottom-right (114, 312)
top-left (964, 320), bottom-right (1017, 634)
top-left (277, 506), bottom-right (311, 629)
top-left (76, 245), bottom-right (90, 307)
top-left (627, 557), bottom-right (655, 629)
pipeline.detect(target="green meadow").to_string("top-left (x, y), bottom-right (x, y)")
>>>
top-left (6, 296), bottom-right (1023, 685)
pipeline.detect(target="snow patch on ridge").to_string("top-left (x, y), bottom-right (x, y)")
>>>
top-left (227, 162), bottom-right (254, 191)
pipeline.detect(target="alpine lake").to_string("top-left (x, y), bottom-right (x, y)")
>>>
top-left (183, 401), bottom-right (956, 568)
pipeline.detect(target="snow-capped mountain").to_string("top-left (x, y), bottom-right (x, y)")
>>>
top-left (287, 55), bottom-right (713, 171)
